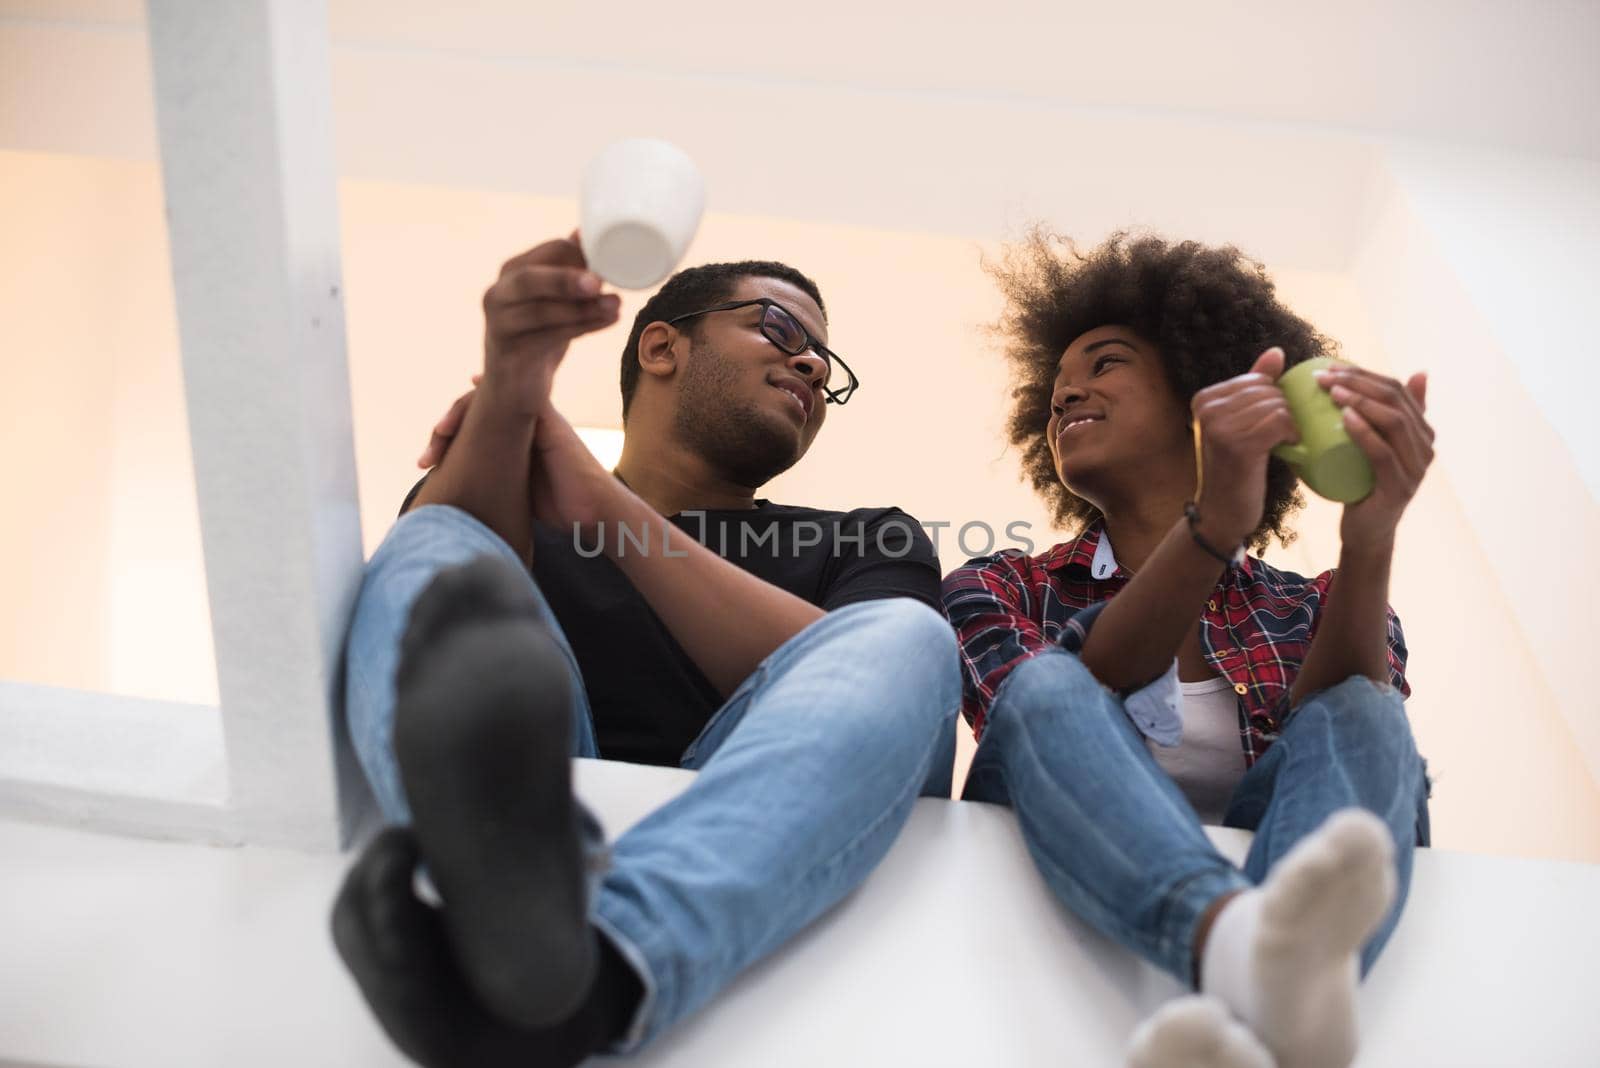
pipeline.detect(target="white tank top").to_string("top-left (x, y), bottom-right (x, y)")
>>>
top-left (1145, 675), bottom-right (1247, 825)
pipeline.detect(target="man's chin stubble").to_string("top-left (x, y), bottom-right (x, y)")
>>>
top-left (679, 405), bottom-right (802, 489)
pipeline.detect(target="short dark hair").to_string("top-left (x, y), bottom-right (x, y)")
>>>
top-left (619, 260), bottom-right (827, 420)
top-left (990, 228), bottom-right (1339, 552)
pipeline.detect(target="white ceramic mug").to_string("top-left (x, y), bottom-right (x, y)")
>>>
top-left (579, 138), bottom-right (705, 290)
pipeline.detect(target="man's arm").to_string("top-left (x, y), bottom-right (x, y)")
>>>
top-left (405, 350), bottom-right (830, 698)
top-left (408, 235), bottom-right (620, 562)
top-left (414, 387), bottom-right (827, 698)
top-left (622, 508), bottom-right (941, 697)
top-left (530, 407), bottom-right (823, 699)
top-left (405, 246), bottom-right (922, 698)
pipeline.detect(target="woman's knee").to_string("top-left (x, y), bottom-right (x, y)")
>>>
top-left (1292, 674), bottom-right (1419, 762)
top-left (1298, 674), bottom-right (1404, 722)
top-left (991, 648), bottom-right (1103, 719)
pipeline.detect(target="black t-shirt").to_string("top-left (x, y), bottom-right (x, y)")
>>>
top-left (399, 481), bottom-right (941, 765)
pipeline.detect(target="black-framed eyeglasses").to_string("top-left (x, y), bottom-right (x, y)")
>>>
top-left (664, 298), bottom-right (860, 405)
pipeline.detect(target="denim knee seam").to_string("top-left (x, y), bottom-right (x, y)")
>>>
top-left (594, 731), bottom-right (941, 1049)
top-left (592, 599), bottom-right (955, 1048)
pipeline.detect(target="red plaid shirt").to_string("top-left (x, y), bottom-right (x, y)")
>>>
top-left (941, 520), bottom-right (1410, 767)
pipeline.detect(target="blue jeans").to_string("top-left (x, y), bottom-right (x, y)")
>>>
top-left (344, 505), bottom-right (960, 1050)
top-left (962, 647), bottom-right (1428, 986)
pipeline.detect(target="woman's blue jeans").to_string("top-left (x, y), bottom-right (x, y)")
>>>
top-left (962, 647), bottom-right (1429, 986)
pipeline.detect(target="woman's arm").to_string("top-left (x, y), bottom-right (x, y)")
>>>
top-left (1288, 364), bottom-right (1433, 704)
top-left (1080, 347), bottom-right (1298, 691)
top-left (1286, 541), bottom-right (1393, 707)
top-left (1077, 518), bottom-right (1228, 691)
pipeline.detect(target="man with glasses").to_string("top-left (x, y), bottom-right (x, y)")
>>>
top-left (333, 233), bottom-right (958, 1067)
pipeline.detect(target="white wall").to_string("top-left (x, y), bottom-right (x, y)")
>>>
top-left (1351, 150), bottom-right (1600, 809)
top-left (1381, 145), bottom-right (1600, 498)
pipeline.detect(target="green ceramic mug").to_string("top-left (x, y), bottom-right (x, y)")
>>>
top-left (1271, 357), bottom-right (1375, 503)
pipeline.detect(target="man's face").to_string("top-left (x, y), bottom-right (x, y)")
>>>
top-left (671, 277), bottom-right (831, 488)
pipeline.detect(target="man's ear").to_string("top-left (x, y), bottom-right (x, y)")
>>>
top-left (636, 321), bottom-right (680, 382)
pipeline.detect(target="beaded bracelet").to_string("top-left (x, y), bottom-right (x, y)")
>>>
top-left (1182, 502), bottom-right (1241, 567)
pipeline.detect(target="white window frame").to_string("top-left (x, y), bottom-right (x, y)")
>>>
top-left (0, 0), bottom-right (371, 852)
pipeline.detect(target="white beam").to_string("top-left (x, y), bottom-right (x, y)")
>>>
top-left (145, 0), bottom-right (370, 850)
top-left (0, 682), bottom-right (234, 843)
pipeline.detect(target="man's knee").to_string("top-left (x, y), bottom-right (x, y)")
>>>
top-left (837, 596), bottom-right (950, 644)
top-left (839, 598), bottom-right (962, 701)
top-left (819, 599), bottom-right (961, 741)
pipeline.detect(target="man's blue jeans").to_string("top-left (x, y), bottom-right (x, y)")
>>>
top-left (344, 505), bottom-right (960, 1050)
top-left (962, 647), bottom-right (1429, 986)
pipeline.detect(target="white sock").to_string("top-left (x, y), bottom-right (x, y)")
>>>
top-left (1127, 995), bottom-right (1276, 1068)
top-left (1199, 808), bottom-right (1398, 1068)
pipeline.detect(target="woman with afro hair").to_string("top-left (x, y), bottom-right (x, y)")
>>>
top-left (943, 231), bottom-right (1434, 1068)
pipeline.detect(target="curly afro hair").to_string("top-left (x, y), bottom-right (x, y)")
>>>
top-left (989, 228), bottom-right (1340, 552)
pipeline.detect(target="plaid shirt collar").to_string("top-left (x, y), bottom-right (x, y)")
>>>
top-left (1041, 519), bottom-right (1256, 583)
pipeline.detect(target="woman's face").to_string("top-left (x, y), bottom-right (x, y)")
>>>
top-left (1046, 325), bottom-right (1195, 508)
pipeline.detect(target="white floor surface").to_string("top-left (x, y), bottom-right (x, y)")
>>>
top-left (3, 758), bottom-right (1597, 1067)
